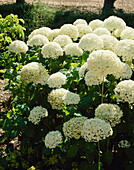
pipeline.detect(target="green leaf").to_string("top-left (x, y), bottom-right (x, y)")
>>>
top-left (66, 145), bottom-right (78, 158)
top-left (126, 148), bottom-right (134, 161)
top-left (103, 152), bottom-right (113, 165)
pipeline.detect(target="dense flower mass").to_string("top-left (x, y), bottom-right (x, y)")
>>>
top-left (47, 72), bottom-right (67, 88)
top-left (62, 91), bottom-right (80, 105)
top-left (95, 103), bottom-right (123, 127)
top-left (81, 118), bottom-right (113, 142)
top-left (114, 80), bottom-right (134, 104)
top-left (28, 27), bottom-right (51, 39)
top-left (63, 117), bottom-right (87, 139)
top-left (118, 140), bottom-right (131, 148)
top-left (103, 16), bottom-right (126, 32)
top-left (121, 26), bottom-right (134, 40)
top-left (41, 42), bottom-right (63, 59)
top-left (79, 62), bottom-right (88, 78)
top-left (27, 34), bottom-right (49, 47)
top-left (85, 70), bottom-right (104, 86)
top-left (47, 29), bottom-right (60, 41)
top-left (100, 35), bottom-right (118, 51)
top-left (53, 35), bottom-right (72, 48)
top-left (45, 131), bottom-right (62, 149)
top-left (9, 40), bottom-right (28, 53)
top-left (73, 19), bottom-right (87, 26)
top-left (64, 43), bottom-right (83, 56)
top-left (48, 88), bottom-right (69, 110)
top-left (78, 33), bottom-right (103, 51)
top-left (20, 62), bottom-right (49, 85)
top-left (87, 50), bottom-right (122, 77)
top-left (28, 106), bottom-right (48, 125)
top-left (76, 24), bottom-right (92, 38)
top-left (60, 24), bottom-right (79, 40)
top-left (114, 39), bottom-right (134, 62)
top-left (89, 19), bottom-right (104, 31)
top-left (93, 28), bottom-right (111, 36)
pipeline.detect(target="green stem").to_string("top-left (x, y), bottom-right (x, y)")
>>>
top-left (98, 141), bottom-right (101, 170)
top-left (101, 77), bottom-right (104, 104)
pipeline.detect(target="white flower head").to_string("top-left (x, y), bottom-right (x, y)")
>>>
top-left (41, 42), bottom-right (63, 59)
top-left (45, 131), bottom-right (62, 149)
top-left (79, 62), bottom-right (88, 78)
top-left (118, 140), bottom-right (131, 148)
top-left (114, 80), bottom-right (134, 104)
top-left (76, 24), bottom-right (92, 38)
top-left (121, 26), bottom-right (134, 40)
top-left (47, 72), bottom-right (67, 88)
top-left (64, 43), bottom-right (83, 57)
top-left (62, 91), bottom-right (80, 105)
top-left (93, 28), bottom-right (111, 36)
top-left (28, 106), bottom-right (48, 125)
top-left (73, 19), bottom-right (88, 26)
top-left (47, 29), bottom-right (60, 41)
top-left (78, 33), bottom-right (103, 51)
top-left (89, 19), bottom-right (104, 31)
top-left (9, 40), bottom-right (28, 53)
top-left (53, 35), bottom-right (72, 48)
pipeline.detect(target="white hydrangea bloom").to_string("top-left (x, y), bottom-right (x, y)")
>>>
top-left (85, 70), bottom-right (104, 86)
top-left (63, 117), bottom-right (88, 139)
top-left (62, 91), bottom-right (80, 105)
top-left (93, 28), bottom-right (111, 36)
top-left (95, 103), bottom-right (123, 127)
top-left (114, 80), bottom-right (134, 104)
top-left (100, 35), bottom-right (118, 51)
top-left (27, 34), bottom-right (49, 47)
top-left (81, 118), bottom-right (113, 142)
top-left (9, 40), bottom-right (28, 53)
top-left (64, 43), bottom-right (83, 57)
top-left (114, 62), bottom-right (132, 79)
top-left (45, 131), bottom-right (62, 149)
top-left (114, 39), bottom-right (134, 62)
top-left (87, 50), bottom-right (122, 78)
top-left (76, 24), bottom-right (92, 38)
top-left (47, 29), bottom-right (60, 41)
top-left (78, 33), bottom-right (103, 51)
top-left (41, 42), bottom-right (63, 59)
top-left (53, 35), bottom-right (72, 48)
top-left (103, 16), bottom-right (126, 32)
top-left (118, 140), bottom-right (131, 148)
top-left (20, 62), bottom-right (49, 85)
top-left (89, 19), bottom-right (104, 31)
top-left (112, 29), bottom-right (123, 38)
top-left (73, 19), bottom-right (87, 26)
top-left (121, 26), bottom-right (134, 40)
top-left (79, 62), bottom-right (88, 78)
top-left (47, 72), bottom-right (67, 88)
top-left (28, 27), bottom-right (51, 39)
top-left (48, 88), bottom-right (69, 110)
top-left (28, 106), bottom-right (48, 125)
top-left (60, 24), bottom-right (79, 40)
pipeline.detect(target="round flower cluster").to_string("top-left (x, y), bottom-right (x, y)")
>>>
top-left (64, 43), bottom-right (83, 57)
top-left (47, 29), bottom-right (60, 41)
top-left (85, 70), bottom-right (104, 86)
top-left (81, 118), bottom-right (113, 142)
top-left (62, 91), bottom-right (80, 105)
top-left (41, 42), bottom-right (63, 59)
top-left (121, 26), bottom-right (134, 40)
top-left (87, 50), bottom-right (122, 78)
top-left (114, 62), bottom-right (132, 80)
top-left (95, 103), bottom-right (123, 127)
top-left (9, 40), bottom-right (28, 53)
top-left (63, 117), bottom-right (87, 139)
top-left (118, 140), bottom-right (131, 148)
top-left (45, 131), bottom-right (62, 149)
top-left (100, 35), bottom-right (118, 51)
top-left (28, 27), bottom-right (51, 39)
top-left (48, 88), bottom-right (69, 110)
top-left (114, 39), bottom-right (134, 62)
top-left (28, 106), bottom-right (48, 125)
top-left (73, 19), bottom-right (87, 26)
top-left (114, 80), bottom-right (134, 104)
top-left (47, 72), bottom-right (67, 88)
top-left (53, 35), bottom-right (72, 48)
top-left (89, 19), bottom-right (104, 31)
top-left (78, 33), bottom-right (103, 51)
top-left (60, 24), bottom-right (79, 40)
top-left (79, 62), bottom-right (87, 78)
top-left (20, 62), bottom-right (49, 85)
top-left (93, 28), bottom-right (111, 36)
top-left (27, 34), bottom-right (49, 47)
top-left (76, 24), bottom-right (92, 38)
top-left (103, 16), bottom-right (126, 33)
